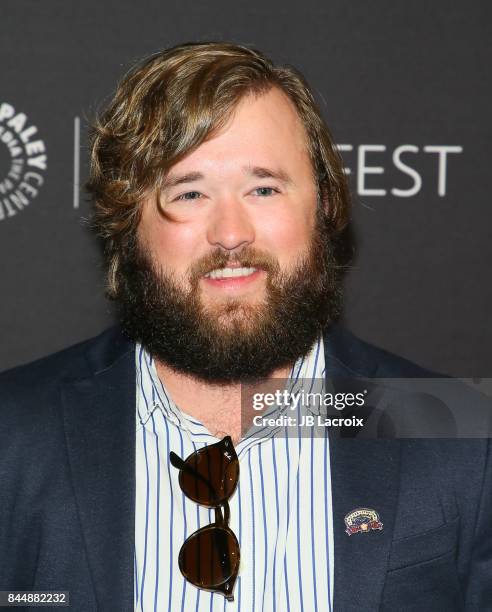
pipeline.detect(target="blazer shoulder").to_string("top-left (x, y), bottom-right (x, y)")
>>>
top-left (0, 327), bottom-right (133, 417)
top-left (325, 323), bottom-right (441, 378)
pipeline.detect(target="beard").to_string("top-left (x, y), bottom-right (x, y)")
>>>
top-left (114, 207), bottom-right (343, 384)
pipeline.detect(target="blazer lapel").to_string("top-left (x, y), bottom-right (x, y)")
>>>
top-left (329, 437), bottom-right (400, 610)
top-left (61, 344), bottom-right (136, 612)
top-left (324, 325), bottom-right (401, 611)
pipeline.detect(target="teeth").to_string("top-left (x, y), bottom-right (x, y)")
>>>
top-left (206, 267), bottom-right (257, 279)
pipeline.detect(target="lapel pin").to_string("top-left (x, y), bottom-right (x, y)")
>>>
top-left (344, 508), bottom-right (383, 536)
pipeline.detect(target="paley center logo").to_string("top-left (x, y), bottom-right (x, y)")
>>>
top-left (0, 102), bottom-right (47, 221)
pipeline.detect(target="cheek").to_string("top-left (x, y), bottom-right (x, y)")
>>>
top-left (259, 207), bottom-right (315, 258)
top-left (140, 213), bottom-right (201, 274)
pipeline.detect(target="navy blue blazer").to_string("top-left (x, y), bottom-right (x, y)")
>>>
top-left (0, 324), bottom-right (491, 611)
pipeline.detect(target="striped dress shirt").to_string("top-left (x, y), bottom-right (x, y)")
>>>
top-left (134, 335), bottom-right (334, 612)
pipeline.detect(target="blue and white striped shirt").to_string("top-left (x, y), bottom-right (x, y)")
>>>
top-left (134, 335), bottom-right (334, 612)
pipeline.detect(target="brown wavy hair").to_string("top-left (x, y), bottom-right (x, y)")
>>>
top-left (86, 41), bottom-right (351, 297)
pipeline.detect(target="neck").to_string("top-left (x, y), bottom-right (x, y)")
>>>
top-left (155, 360), bottom-right (293, 444)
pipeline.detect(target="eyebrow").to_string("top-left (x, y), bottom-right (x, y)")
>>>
top-left (245, 165), bottom-right (293, 185)
top-left (161, 171), bottom-right (204, 190)
top-left (161, 165), bottom-right (293, 191)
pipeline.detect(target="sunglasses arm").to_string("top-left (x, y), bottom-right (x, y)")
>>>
top-left (169, 450), bottom-right (219, 503)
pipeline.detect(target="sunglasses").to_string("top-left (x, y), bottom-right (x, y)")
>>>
top-left (169, 436), bottom-right (240, 601)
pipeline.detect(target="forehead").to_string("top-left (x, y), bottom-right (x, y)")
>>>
top-left (227, 86), bottom-right (309, 146)
top-left (165, 86), bottom-right (313, 179)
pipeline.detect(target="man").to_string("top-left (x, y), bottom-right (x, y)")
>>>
top-left (0, 42), bottom-right (491, 611)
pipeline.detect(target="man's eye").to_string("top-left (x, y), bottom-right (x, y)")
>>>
top-left (175, 191), bottom-right (202, 201)
top-left (253, 187), bottom-right (278, 197)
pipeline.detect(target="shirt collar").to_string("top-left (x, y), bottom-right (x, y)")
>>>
top-left (135, 334), bottom-right (326, 437)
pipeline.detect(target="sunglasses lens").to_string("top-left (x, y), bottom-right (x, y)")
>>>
top-left (179, 525), bottom-right (240, 599)
top-left (179, 437), bottom-right (239, 506)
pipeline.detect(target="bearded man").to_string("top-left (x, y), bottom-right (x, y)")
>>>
top-left (0, 42), bottom-right (491, 612)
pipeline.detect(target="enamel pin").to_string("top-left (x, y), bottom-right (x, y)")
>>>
top-left (344, 508), bottom-right (383, 536)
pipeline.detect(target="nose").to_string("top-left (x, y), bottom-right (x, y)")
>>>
top-left (206, 196), bottom-right (255, 253)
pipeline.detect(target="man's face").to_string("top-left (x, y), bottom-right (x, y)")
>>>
top-left (117, 87), bottom-right (340, 382)
top-left (139, 87), bottom-right (318, 317)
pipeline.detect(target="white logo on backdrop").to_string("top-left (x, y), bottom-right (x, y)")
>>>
top-left (0, 102), bottom-right (47, 221)
top-left (337, 144), bottom-right (463, 197)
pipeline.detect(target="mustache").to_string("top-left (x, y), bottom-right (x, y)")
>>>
top-left (188, 247), bottom-right (280, 280)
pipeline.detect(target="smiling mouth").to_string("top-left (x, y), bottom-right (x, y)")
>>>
top-left (204, 266), bottom-right (259, 280)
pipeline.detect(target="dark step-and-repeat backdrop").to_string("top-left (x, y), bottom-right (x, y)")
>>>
top-left (1, 1), bottom-right (490, 376)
